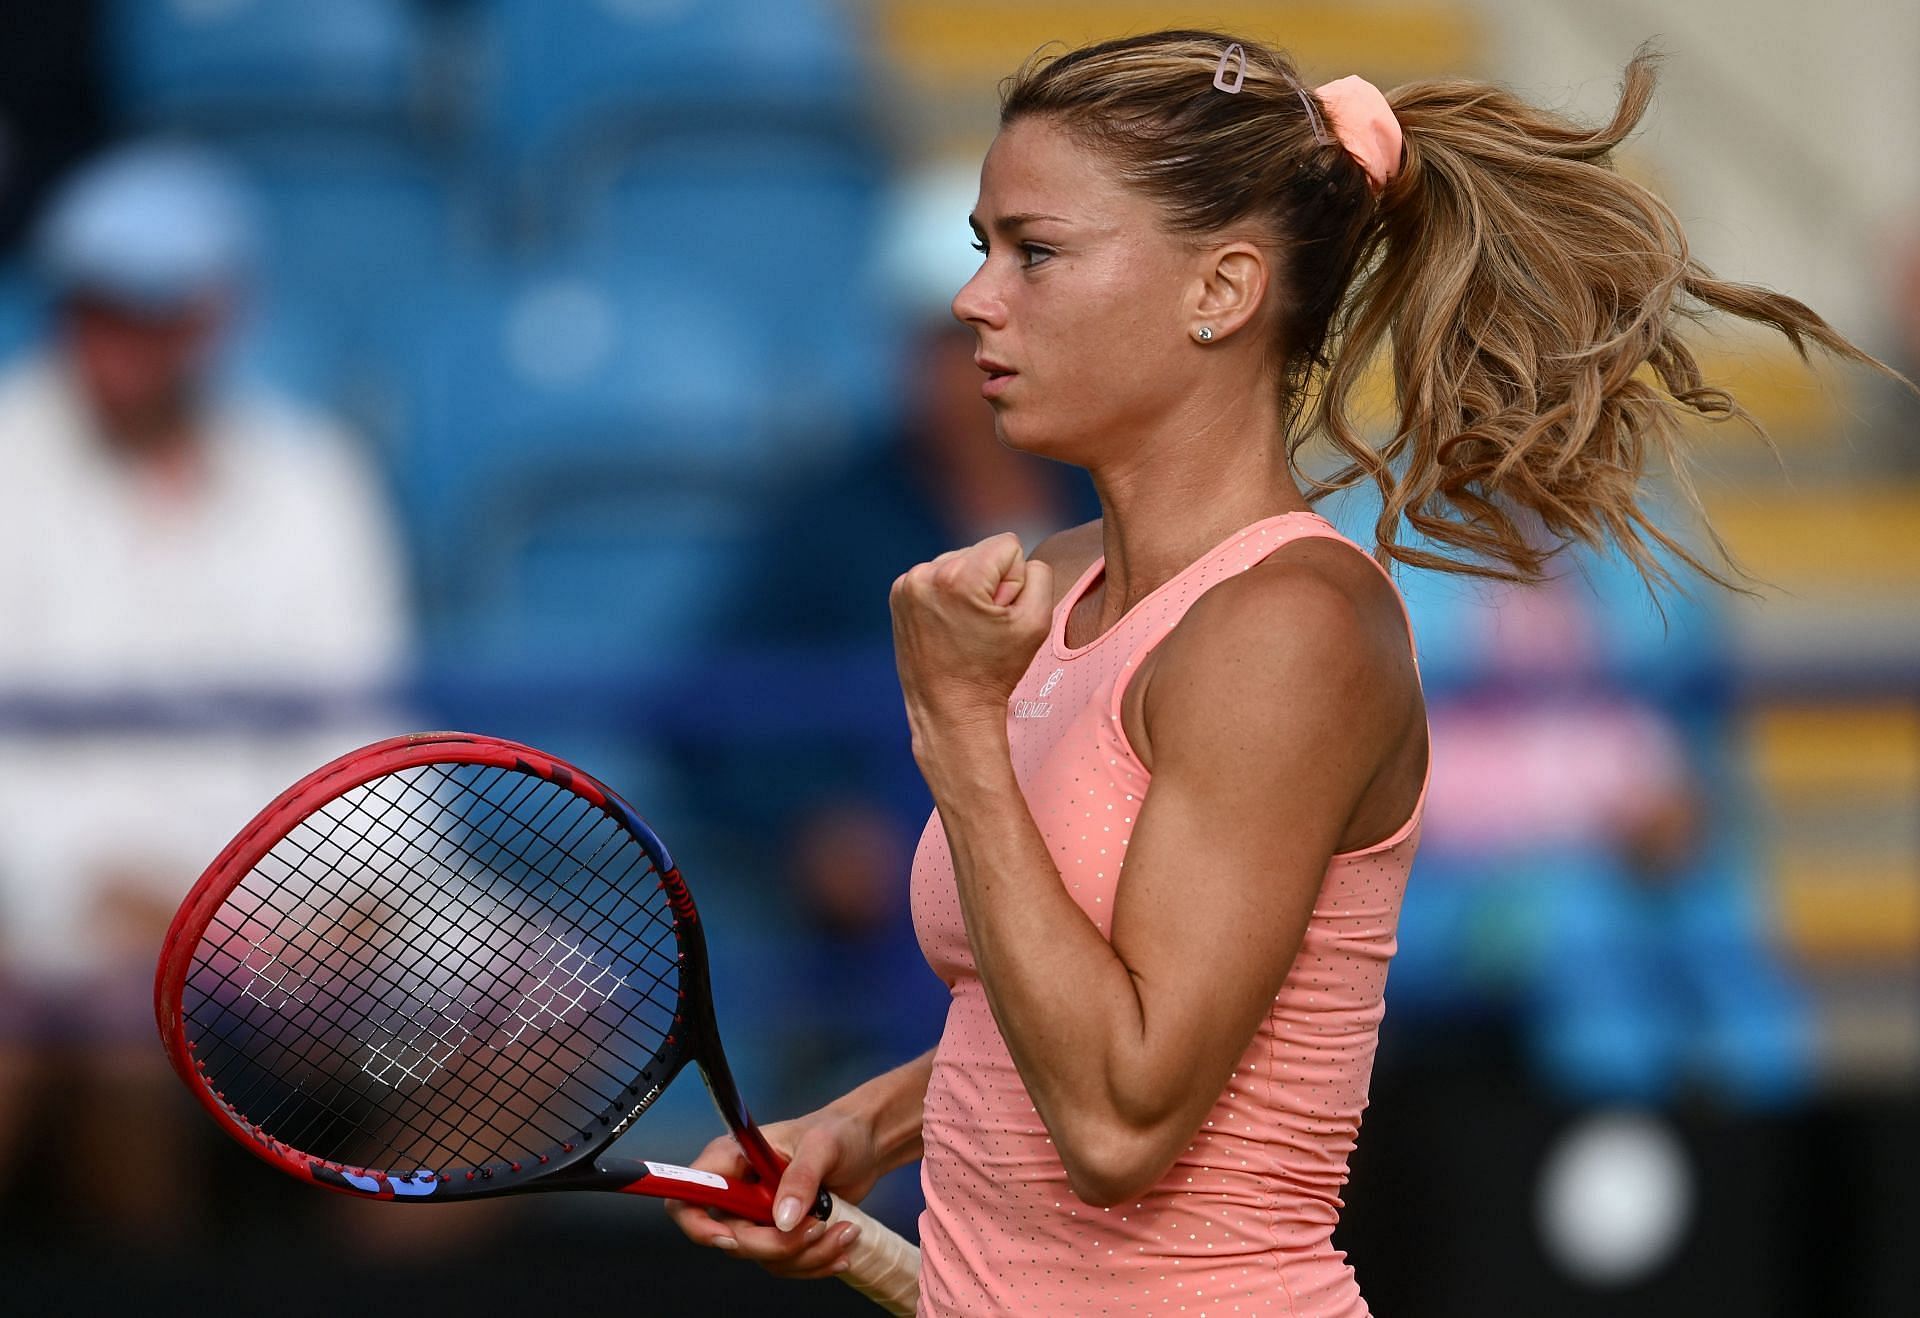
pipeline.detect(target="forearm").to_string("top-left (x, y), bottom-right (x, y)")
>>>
top-left (919, 729), bottom-right (1158, 1161)
top-left (825, 1049), bottom-right (934, 1177)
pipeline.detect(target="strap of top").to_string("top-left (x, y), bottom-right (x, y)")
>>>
top-left (1054, 511), bottom-right (1421, 677)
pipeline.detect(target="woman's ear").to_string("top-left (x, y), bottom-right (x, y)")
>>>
top-left (1189, 241), bottom-right (1268, 342)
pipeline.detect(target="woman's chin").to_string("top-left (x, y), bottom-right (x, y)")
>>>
top-left (994, 423), bottom-right (1083, 468)
top-left (991, 414), bottom-right (1043, 455)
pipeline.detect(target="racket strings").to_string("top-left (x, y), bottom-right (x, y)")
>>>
top-left (364, 764), bottom-right (686, 1084)
top-left (195, 768), bottom-right (603, 1167)
top-left (324, 771), bottom-right (674, 1166)
top-left (361, 765), bottom-right (685, 1152)
top-left (197, 764), bottom-right (599, 1160)
top-left (202, 763), bottom-right (670, 1170)
top-left (289, 763), bottom-right (672, 1164)
top-left (184, 761), bottom-right (686, 1176)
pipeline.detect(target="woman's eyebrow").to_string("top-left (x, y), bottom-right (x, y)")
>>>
top-left (968, 210), bottom-right (1071, 235)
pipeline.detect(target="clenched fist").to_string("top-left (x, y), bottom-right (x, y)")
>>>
top-left (890, 531), bottom-right (1054, 753)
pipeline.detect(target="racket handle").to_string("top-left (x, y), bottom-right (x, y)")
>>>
top-left (823, 1193), bottom-right (921, 1316)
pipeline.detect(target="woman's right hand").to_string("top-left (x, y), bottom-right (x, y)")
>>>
top-left (662, 1108), bottom-right (887, 1279)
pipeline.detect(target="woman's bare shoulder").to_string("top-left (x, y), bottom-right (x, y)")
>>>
top-left (1029, 518), bottom-right (1103, 609)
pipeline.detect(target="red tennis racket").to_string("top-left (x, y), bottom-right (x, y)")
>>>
top-left (154, 731), bottom-right (919, 1314)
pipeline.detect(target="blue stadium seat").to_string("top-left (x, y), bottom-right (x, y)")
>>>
top-left (576, 134), bottom-right (898, 436)
top-left (481, 0), bottom-right (870, 174)
top-left (580, 132), bottom-right (886, 304)
top-left (107, 0), bottom-right (422, 124)
top-left (222, 132), bottom-right (464, 332)
top-left (396, 252), bottom-right (822, 672)
top-left (424, 468), bottom-right (762, 673)
top-left (401, 250), bottom-right (777, 472)
top-left (152, 130), bottom-right (471, 444)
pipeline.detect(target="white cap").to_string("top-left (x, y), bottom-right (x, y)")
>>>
top-left (34, 140), bottom-right (258, 312)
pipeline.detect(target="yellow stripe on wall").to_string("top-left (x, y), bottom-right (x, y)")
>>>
top-left (878, 3), bottom-right (1485, 88)
top-left (1701, 486), bottom-right (1920, 588)
top-left (1745, 704), bottom-right (1920, 797)
top-left (1774, 860), bottom-right (1920, 962)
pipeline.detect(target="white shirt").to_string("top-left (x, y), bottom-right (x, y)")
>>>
top-left (0, 351), bottom-right (411, 988)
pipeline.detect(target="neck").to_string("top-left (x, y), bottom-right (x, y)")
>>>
top-left (1082, 405), bottom-right (1310, 627)
top-left (75, 384), bottom-right (208, 493)
top-left (106, 414), bottom-right (197, 461)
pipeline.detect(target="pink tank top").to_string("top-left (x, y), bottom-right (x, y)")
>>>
top-left (910, 510), bottom-right (1428, 1316)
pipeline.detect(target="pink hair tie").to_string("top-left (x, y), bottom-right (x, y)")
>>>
top-left (1313, 74), bottom-right (1403, 196)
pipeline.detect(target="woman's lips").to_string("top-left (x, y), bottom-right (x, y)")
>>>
top-left (982, 371), bottom-right (1016, 398)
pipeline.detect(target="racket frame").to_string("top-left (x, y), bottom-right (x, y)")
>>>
top-left (154, 731), bottom-right (796, 1220)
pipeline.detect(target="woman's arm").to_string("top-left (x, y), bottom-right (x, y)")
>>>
top-left (891, 535), bottom-right (1414, 1207)
top-left (805, 1048), bottom-right (934, 1203)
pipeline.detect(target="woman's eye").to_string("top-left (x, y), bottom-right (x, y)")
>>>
top-left (969, 240), bottom-right (1050, 267)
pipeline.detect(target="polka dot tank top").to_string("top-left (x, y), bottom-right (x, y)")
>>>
top-left (909, 511), bottom-right (1428, 1316)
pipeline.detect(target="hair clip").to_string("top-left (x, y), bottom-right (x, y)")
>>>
top-left (1281, 70), bottom-right (1334, 146)
top-left (1213, 42), bottom-right (1246, 94)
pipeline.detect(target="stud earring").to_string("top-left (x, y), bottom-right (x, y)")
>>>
top-left (1196, 326), bottom-right (1214, 342)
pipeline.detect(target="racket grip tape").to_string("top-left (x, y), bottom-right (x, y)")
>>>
top-left (821, 1193), bottom-right (921, 1316)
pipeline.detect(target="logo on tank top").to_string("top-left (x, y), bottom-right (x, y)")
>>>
top-left (1012, 667), bottom-right (1064, 720)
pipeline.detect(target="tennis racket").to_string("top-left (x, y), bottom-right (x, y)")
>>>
top-left (154, 730), bottom-right (920, 1314)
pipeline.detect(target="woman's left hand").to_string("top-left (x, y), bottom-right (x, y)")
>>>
top-left (890, 531), bottom-right (1054, 754)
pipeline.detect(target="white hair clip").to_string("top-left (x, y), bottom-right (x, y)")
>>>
top-left (1212, 42), bottom-right (1246, 94)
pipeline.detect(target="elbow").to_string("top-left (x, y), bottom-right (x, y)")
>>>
top-left (1067, 1165), bottom-right (1154, 1211)
top-left (1057, 1120), bottom-right (1178, 1209)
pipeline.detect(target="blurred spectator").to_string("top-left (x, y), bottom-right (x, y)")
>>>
top-left (1379, 508), bottom-right (1816, 1110)
top-left (0, 140), bottom-right (411, 1240)
top-left (732, 313), bottom-right (1094, 646)
top-left (707, 160), bottom-right (1097, 834)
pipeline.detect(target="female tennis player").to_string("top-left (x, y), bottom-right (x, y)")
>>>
top-left (667, 29), bottom-right (1907, 1312)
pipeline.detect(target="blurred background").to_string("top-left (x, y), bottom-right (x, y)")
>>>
top-left (0, 1), bottom-right (1912, 1314)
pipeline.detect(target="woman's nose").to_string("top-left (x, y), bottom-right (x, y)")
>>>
top-left (951, 265), bottom-right (1000, 328)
